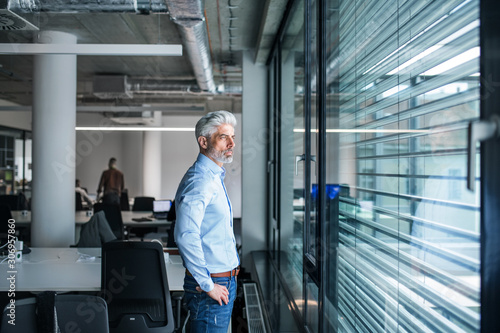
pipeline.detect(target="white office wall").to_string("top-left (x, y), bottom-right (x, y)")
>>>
top-left (0, 100), bottom-right (31, 131)
top-left (159, 115), bottom-right (198, 200)
top-left (0, 111), bottom-right (31, 131)
top-left (241, 50), bottom-right (268, 267)
top-left (75, 113), bottom-right (132, 196)
top-left (120, 131), bottom-right (144, 199)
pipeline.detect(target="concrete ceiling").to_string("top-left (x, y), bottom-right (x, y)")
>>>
top-left (0, 0), bottom-right (289, 117)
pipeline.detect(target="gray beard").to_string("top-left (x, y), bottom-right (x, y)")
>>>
top-left (207, 145), bottom-right (233, 164)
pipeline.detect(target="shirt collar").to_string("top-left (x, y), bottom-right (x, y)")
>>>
top-left (197, 153), bottom-right (226, 178)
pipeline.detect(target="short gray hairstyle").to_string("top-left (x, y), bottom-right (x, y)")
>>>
top-left (195, 110), bottom-right (237, 140)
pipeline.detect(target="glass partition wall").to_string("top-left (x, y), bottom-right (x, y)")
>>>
top-left (269, 0), bottom-right (482, 331)
top-left (0, 126), bottom-right (32, 198)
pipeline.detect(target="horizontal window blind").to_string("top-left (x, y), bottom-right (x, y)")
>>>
top-left (332, 0), bottom-right (480, 332)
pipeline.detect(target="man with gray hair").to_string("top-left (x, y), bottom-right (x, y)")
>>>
top-left (174, 110), bottom-right (239, 332)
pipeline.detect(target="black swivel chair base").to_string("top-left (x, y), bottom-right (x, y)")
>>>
top-left (171, 291), bottom-right (184, 331)
top-left (110, 314), bottom-right (166, 333)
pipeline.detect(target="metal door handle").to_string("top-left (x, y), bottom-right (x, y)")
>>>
top-left (295, 154), bottom-right (305, 176)
top-left (267, 160), bottom-right (274, 173)
top-left (467, 115), bottom-right (500, 191)
top-left (295, 155), bottom-right (317, 176)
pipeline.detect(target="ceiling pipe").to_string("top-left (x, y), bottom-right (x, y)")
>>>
top-left (4, 0), bottom-right (168, 14)
top-left (165, 0), bottom-right (216, 92)
top-left (128, 78), bottom-right (199, 92)
top-left (7, 0), bottom-right (216, 92)
top-left (6, 0), bottom-right (216, 92)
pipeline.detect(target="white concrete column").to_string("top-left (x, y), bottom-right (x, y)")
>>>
top-left (241, 51), bottom-right (267, 267)
top-left (142, 111), bottom-right (162, 199)
top-left (32, 31), bottom-right (77, 247)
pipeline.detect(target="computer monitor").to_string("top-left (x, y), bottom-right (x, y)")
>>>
top-left (153, 200), bottom-right (172, 219)
top-left (311, 184), bottom-right (340, 200)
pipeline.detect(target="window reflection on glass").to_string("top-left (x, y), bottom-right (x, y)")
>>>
top-left (328, 0), bottom-right (480, 332)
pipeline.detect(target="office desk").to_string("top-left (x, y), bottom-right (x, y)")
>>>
top-left (11, 211), bottom-right (171, 228)
top-left (9, 210), bottom-right (31, 228)
top-left (10, 211), bottom-right (172, 245)
top-left (0, 247), bottom-right (185, 292)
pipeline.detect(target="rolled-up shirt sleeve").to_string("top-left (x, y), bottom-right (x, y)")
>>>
top-left (175, 180), bottom-right (215, 292)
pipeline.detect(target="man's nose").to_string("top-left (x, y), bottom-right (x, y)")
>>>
top-left (227, 137), bottom-right (235, 147)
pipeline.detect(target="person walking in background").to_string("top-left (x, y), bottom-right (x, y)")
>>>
top-left (97, 157), bottom-right (124, 205)
top-left (174, 110), bottom-right (239, 332)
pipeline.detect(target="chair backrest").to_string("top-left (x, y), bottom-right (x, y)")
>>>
top-left (132, 196), bottom-right (155, 211)
top-left (75, 191), bottom-right (84, 211)
top-left (120, 190), bottom-right (130, 211)
top-left (0, 203), bottom-right (13, 235)
top-left (166, 200), bottom-right (176, 221)
top-left (0, 294), bottom-right (109, 333)
top-left (0, 193), bottom-right (28, 211)
top-left (77, 210), bottom-right (117, 247)
top-left (94, 203), bottom-right (124, 240)
top-left (101, 241), bottom-right (174, 333)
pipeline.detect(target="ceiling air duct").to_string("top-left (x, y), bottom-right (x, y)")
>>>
top-left (2, 0), bottom-right (168, 15)
top-left (3, 0), bottom-right (215, 92)
top-left (93, 75), bottom-right (133, 99)
top-left (165, 0), bottom-right (216, 92)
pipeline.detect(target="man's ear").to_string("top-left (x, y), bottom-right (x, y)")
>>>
top-left (198, 136), bottom-right (208, 149)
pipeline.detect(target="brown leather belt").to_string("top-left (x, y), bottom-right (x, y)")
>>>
top-left (186, 266), bottom-right (240, 278)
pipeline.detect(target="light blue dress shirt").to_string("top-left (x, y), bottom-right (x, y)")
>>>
top-left (174, 153), bottom-right (239, 292)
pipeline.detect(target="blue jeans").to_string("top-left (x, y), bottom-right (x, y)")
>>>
top-left (183, 274), bottom-right (237, 332)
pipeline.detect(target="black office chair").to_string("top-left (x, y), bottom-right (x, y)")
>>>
top-left (0, 193), bottom-right (29, 211)
top-left (165, 200), bottom-right (177, 247)
top-left (132, 196), bottom-right (155, 211)
top-left (94, 203), bottom-right (124, 240)
top-left (76, 211), bottom-right (117, 247)
top-left (120, 190), bottom-right (130, 211)
top-left (76, 192), bottom-right (84, 211)
top-left (101, 241), bottom-right (175, 333)
top-left (130, 196), bottom-right (156, 240)
top-left (0, 294), bottom-right (109, 333)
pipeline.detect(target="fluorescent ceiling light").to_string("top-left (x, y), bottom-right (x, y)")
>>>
top-left (76, 126), bottom-right (194, 132)
top-left (293, 129), bottom-right (429, 133)
top-left (0, 104), bottom-right (205, 112)
top-left (0, 44), bottom-right (182, 56)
